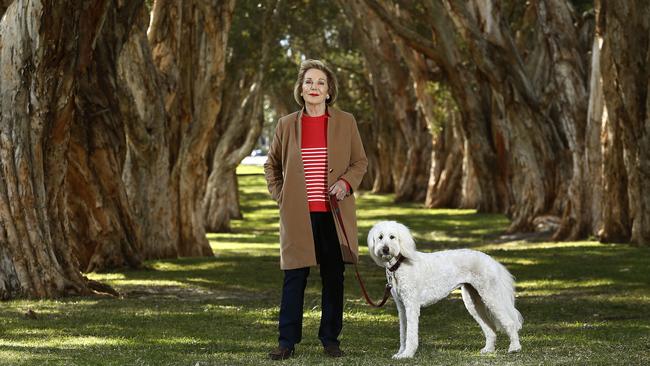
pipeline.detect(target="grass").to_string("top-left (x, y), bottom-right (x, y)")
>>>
top-left (1, 165), bottom-right (649, 365)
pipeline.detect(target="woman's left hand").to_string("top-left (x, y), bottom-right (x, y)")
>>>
top-left (328, 180), bottom-right (348, 201)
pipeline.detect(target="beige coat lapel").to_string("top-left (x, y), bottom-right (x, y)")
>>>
top-left (327, 107), bottom-right (337, 187)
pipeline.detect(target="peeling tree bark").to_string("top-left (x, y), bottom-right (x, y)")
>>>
top-left (341, 0), bottom-right (430, 199)
top-left (423, 3), bottom-right (502, 212)
top-left (340, 1), bottom-right (396, 194)
top-left (149, 0), bottom-right (235, 256)
top-left (203, 0), bottom-right (277, 232)
top-left (442, 0), bottom-right (573, 232)
top-left (364, 0), bottom-right (506, 213)
top-left (203, 76), bottom-right (265, 232)
top-left (425, 110), bottom-right (472, 208)
top-left (0, 0), bottom-right (112, 298)
top-left (119, 5), bottom-right (177, 259)
top-left (597, 0), bottom-right (650, 245)
top-left (67, 0), bottom-right (145, 272)
top-left (519, 0), bottom-right (590, 240)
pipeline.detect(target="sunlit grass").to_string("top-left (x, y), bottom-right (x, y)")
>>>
top-left (0, 164), bottom-right (648, 365)
top-left (236, 164), bottom-right (265, 175)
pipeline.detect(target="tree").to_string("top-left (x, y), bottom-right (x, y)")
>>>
top-left (339, 0), bottom-right (432, 202)
top-left (0, 0), bottom-right (236, 299)
top-left (148, 0), bottom-right (235, 256)
top-left (363, 0), bottom-right (595, 234)
top-left (0, 0), bottom-right (114, 298)
top-left (119, 4), bottom-right (177, 260)
top-left (67, 0), bottom-right (145, 272)
top-left (590, 0), bottom-right (650, 244)
top-left (203, 0), bottom-right (278, 232)
top-left (364, 0), bottom-right (508, 214)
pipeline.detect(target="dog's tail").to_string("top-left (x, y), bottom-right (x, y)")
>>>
top-left (494, 261), bottom-right (524, 331)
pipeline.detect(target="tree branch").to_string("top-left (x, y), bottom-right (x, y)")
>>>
top-left (443, 0), bottom-right (540, 110)
top-left (362, 0), bottom-right (441, 64)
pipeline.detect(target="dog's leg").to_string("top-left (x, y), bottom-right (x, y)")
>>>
top-left (393, 293), bottom-right (407, 357)
top-left (392, 302), bottom-right (420, 359)
top-left (480, 291), bottom-right (522, 353)
top-left (461, 284), bottom-right (497, 353)
top-left (503, 309), bottom-right (522, 353)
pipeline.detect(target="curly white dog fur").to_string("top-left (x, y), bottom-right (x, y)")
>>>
top-left (367, 221), bottom-right (523, 359)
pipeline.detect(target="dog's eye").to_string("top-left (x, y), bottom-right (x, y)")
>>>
top-left (389, 235), bottom-right (395, 240)
top-left (379, 235), bottom-right (383, 240)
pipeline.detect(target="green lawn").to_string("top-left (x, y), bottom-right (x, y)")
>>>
top-left (1, 165), bottom-right (649, 365)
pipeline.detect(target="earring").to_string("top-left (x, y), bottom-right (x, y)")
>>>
top-left (326, 94), bottom-right (330, 100)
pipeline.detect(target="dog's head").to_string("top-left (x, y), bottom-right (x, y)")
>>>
top-left (367, 221), bottom-right (416, 267)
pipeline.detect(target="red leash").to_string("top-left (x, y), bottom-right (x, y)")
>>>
top-left (329, 195), bottom-right (392, 308)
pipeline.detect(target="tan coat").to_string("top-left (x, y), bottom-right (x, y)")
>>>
top-left (264, 107), bottom-right (368, 270)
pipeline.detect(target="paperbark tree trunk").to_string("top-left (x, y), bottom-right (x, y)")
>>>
top-left (119, 6), bottom-right (177, 259)
top-left (422, 1), bottom-right (507, 213)
top-left (425, 110), bottom-right (472, 208)
top-left (203, 0), bottom-right (277, 232)
top-left (203, 75), bottom-right (265, 232)
top-left (149, 0), bottom-right (234, 256)
top-left (579, 34), bottom-right (605, 240)
top-left (442, 0), bottom-right (574, 232)
top-left (364, 0), bottom-right (505, 213)
top-left (67, 0), bottom-right (144, 272)
top-left (516, 0), bottom-right (590, 239)
top-left (340, 1), bottom-right (394, 194)
top-left (356, 106), bottom-right (379, 192)
top-left (597, 0), bottom-right (650, 245)
top-left (341, 0), bottom-right (429, 199)
top-left (0, 0), bottom-right (113, 298)
top-left (269, 92), bottom-right (292, 120)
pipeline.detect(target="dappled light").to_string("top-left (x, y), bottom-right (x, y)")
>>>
top-left (2, 166), bottom-right (648, 364)
top-left (1, 0), bottom-right (648, 364)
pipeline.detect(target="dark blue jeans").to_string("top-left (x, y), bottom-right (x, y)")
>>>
top-left (278, 212), bottom-right (345, 349)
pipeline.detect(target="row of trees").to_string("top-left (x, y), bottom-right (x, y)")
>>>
top-left (0, 0), bottom-right (647, 299)
top-left (265, 0), bottom-right (648, 246)
top-left (355, 0), bottom-right (649, 245)
top-left (0, 0), bottom-right (254, 298)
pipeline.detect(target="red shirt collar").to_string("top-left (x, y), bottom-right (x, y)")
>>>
top-left (302, 107), bottom-right (330, 118)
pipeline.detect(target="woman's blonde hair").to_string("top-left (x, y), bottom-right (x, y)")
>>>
top-left (293, 59), bottom-right (338, 107)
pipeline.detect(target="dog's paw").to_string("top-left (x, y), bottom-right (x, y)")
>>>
top-left (392, 352), bottom-right (414, 359)
top-left (508, 343), bottom-right (521, 353)
top-left (480, 346), bottom-right (495, 354)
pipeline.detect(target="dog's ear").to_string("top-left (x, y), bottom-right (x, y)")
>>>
top-left (367, 224), bottom-right (386, 267)
top-left (396, 222), bottom-right (417, 259)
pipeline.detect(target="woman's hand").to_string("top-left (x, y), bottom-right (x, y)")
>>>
top-left (328, 180), bottom-right (348, 201)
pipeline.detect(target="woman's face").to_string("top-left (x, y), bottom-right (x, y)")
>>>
top-left (301, 68), bottom-right (329, 106)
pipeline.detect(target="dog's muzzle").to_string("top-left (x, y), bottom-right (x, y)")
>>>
top-left (381, 246), bottom-right (390, 255)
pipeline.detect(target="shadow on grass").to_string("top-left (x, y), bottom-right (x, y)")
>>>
top-left (1, 170), bottom-right (649, 365)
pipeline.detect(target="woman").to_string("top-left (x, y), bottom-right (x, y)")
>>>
top-left (264, 59), bottom-right (368, 360)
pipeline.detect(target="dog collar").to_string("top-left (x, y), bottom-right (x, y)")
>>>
top-left (387, 254), bottom-right (405, 272)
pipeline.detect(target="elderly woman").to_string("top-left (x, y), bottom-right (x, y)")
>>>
top-left (264, 59), bottom-right (368, 360)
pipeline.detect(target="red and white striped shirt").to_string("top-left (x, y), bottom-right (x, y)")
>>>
top-left (302, 113), bottom-right (329, 212)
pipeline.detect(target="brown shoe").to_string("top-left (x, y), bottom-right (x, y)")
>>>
top-left (323, 344), bottom-right (345, 357)
top-left (268, 346), bottom-right (294, 360)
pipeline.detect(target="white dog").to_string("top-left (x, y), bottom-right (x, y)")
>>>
top-left (367, 221), bottom-right (523, 359)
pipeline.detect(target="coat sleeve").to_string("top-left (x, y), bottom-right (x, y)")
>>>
top-left (264, 119), bottom-right (284, 202)
top-left (339, 115), bottom-right (368, 194)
